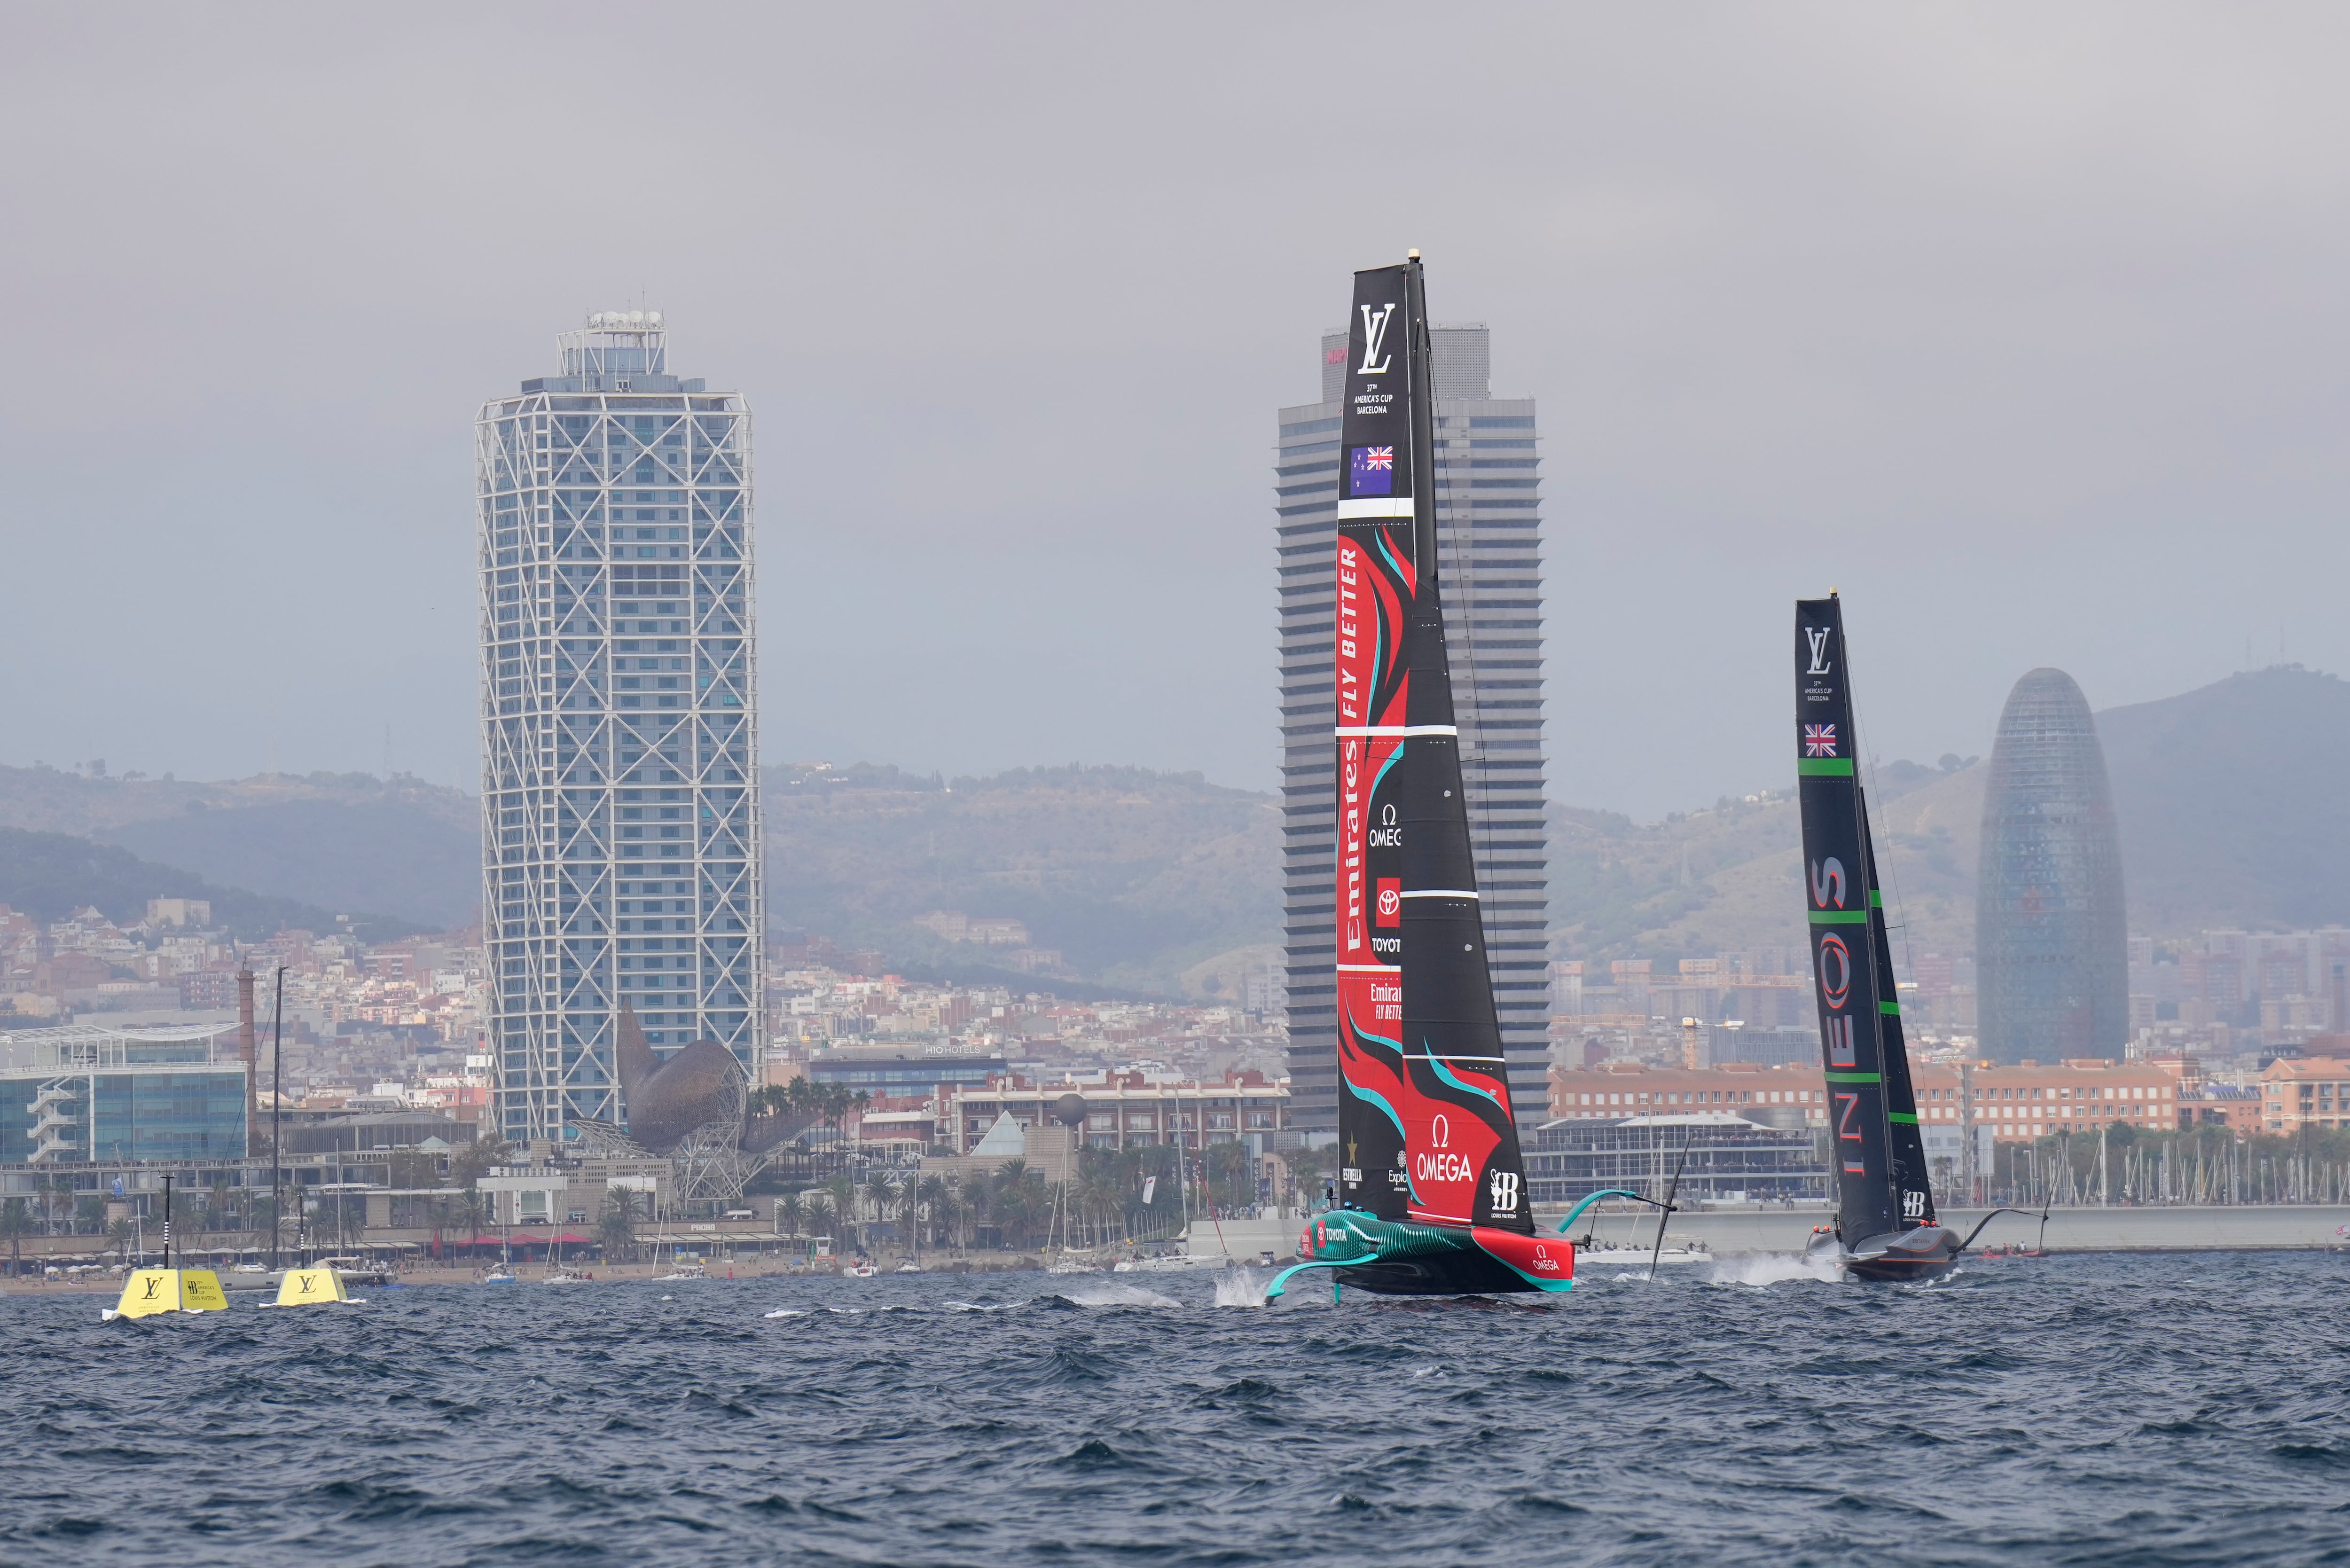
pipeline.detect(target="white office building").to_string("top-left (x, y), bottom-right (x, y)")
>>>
top-left (476, 313), bottom-right (763, 1144)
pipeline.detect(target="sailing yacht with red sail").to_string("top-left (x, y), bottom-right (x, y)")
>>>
top-left (1267, 256), bottom-right (1567, 1300)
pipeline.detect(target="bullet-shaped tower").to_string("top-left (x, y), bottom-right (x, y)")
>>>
top-left (1975, 667), bottom-right (2128, 1063)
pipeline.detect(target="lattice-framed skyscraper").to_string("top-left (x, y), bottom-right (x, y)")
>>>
top-left (1276, 323), bottom-right (1551, 1130)
top-left (477, 312), bottom-right (764, 1145)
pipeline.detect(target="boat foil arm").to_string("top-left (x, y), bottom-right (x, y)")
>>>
top-left (1554, 1189), bottom-right (1674, 1234)
top-left (1955, 1207), bottom-right (2050, 1255)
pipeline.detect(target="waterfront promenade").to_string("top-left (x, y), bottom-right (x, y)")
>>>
top-left (1554, 1203), bottom-right (2350, 1254)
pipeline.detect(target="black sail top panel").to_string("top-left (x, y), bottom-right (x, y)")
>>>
top-left (1794, 596), bottom-right (1899, 1248)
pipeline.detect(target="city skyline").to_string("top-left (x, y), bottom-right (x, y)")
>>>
top-left (476, 315), bottom-right (764, 1145)
top-left (9, 9), bottom-right (2350, 821)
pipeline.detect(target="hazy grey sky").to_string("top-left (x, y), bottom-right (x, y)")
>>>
top-left (5, 4), bottom-right (2347, 818)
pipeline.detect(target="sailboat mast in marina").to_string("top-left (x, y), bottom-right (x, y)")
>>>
top-left (1269, 255), bottom-right (1565, 1300)
top-left (1793, 596), bottom-right (1958, 1280)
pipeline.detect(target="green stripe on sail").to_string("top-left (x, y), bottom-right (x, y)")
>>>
top-left (1809, 910), bottom-right (1868, 924)
top-left (1879, 1001), bottom-right (1901, 1016)
top-left (1869, 889), bottom-right (1883, 908)
top-left (1798, 758), bottom-right (1854, 776)
top-left (1888, 1112), bottom-right (1919, 1124)
top-left (1825, 1072), bottom-right (1881, 1084)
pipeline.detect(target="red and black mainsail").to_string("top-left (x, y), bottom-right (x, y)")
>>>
top-left (1330, 258), bottom-right (1535, 1265)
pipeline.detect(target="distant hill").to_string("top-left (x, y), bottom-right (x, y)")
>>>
top-left (1548, 756), bottom-right (1983, 969)
top-left (0, 765), bottom-right (480, 929)
top-left (2096, 666), bottom-right (2350, 934)
top-left (11, 662), bottom-right (2332, 978)
top-left (0, 826), bottom-right (425, 941)
top-left (763, 762), bottom-right (1279, 995)
top-left (1547, 664), bottom-right (2350, 964)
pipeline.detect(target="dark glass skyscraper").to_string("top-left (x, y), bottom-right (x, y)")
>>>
top-left (1975, 667), bottom-right (2128, 1063)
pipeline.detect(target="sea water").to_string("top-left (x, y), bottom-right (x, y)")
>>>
top-left (3, 1252), bottom-right (2344, 1565)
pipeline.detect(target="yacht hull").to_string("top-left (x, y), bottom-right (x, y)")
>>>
top-left (1269, 1212), bottom-right (1574, 1299)
top-left (1808, 1223), bottom-right (1960, 1282)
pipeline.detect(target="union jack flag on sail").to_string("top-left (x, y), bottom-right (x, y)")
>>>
top-left (1804, 723), bottom-right (1838, 758)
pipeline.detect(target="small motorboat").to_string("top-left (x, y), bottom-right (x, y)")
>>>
top-left (543, 1271), bottom-right (586, 1286)
top-left (482, 1269), bottom-right (518, 1285)
top-left (843, 1262), bottom-right (879, 1279)
top-left (895, 1261), bottom-right (924, 1274)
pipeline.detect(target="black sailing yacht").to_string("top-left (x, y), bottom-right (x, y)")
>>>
top-left (1793, 595), bottom-right (1960, 1280)
top-left (1267, 255), bottom-right (1569, 1301)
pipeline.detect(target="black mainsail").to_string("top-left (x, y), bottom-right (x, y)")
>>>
top-left (1272, 254), bottom-right (1559, 1300)
top-left (1794, 595), bottom-right (1956, 1279)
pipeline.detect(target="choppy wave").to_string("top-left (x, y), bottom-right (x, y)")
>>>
top-left (6, 1254), bottom-right (2344, 1565)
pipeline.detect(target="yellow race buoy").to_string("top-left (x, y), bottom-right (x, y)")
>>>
top-left (101, 1176), bottom-right (230, 1321)
top-left (109, 1268), bottom-right (230, 1320)
top-left (273, 1266), bottom-right (349, 1307)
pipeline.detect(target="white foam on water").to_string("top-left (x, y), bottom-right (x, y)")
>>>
top-left (1213, 1268), bottom-right (1273, 1309)
top-left (1707, 1252), bottom-right (1844, 1287)
top-left (944, 1300), bottom-right (1012, 1313)
top-left (761, 1308), bottom-right (807, 1318)
top-left (1902, 1265), bottom-right (1967, 1292)
top-left (1054, 1282), bottom-right (1181, 1309)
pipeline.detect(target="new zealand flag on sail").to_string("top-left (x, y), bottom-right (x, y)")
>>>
top-left (1349, 445), bottom-right (1394, 497)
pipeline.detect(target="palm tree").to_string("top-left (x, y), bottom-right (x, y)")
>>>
top-left (994, 1160), bottom-right (1046, 1252)
top-left (0, 1198), bottom-right (36, 1277)
top-left (599, 1188), bottom-right (643, 1264)
top-left (206, 1178), bottom-right (237, 1235)
top-left (824, 1173), bottom-right (859, 1251)
top-left (803, 1192), bottom-right (837, 1257)
top-left (456, 1190), bottom-right (490, 1262)
top-left (775, 1190), bottom-right (804, 1249)
top-left (36, 1179), bottom-right (66, 1237)
top-left (916, 1175), bottom-right (950, 1251)
top-left (1077, 1161), bottom-right (1125, 1251)
top-left (894, 1177), bottom-right (922, 1254)
top-left (864, 1169), bottom-right (899, 1249)
top-left (964, 1172), bottom-right (994, 1249)
top-left (108, 1215), bottom-right (137, 1263)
